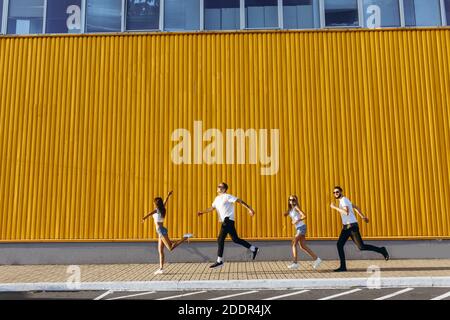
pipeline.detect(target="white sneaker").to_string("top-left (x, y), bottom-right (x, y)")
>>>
top-left (288, 263), bottom-right (299, 270)
top-left (183, 233), bottom-right (194, 239)
top-left (312, 258), bottom-right (322, 270)
top-left (154, 269), bottom-right (164, 275)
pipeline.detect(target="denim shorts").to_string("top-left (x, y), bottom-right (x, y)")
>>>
top-left (156, 226), bottom-right (168, 237)
top-left (295, 225), bottom-right (307, 236)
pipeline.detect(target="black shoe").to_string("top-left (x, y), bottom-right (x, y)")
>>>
top-left (252, 247), bottom-right (259, 260)
top-left (209, 261), bottom-right (224, 269)
top-left (382, 247), bottom-right (390, 261)
top-left (334, 267), bottom-right (347, 272)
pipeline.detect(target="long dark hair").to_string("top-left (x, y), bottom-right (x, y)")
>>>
top-left (154, 197), bottom-right (166, 218)
top-left (288, 195), bottom-right (299, 211)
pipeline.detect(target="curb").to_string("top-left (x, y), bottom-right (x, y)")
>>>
top-left (1, 277), bottom-right (450, 292)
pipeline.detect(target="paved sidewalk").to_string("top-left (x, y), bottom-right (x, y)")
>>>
top-left (1, 259), bottom-right (450, 291)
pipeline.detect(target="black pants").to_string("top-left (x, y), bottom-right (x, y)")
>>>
top-left (337, 223), bottom-right (385, 269)
top-left (217, 218), bottom-right (251, 258)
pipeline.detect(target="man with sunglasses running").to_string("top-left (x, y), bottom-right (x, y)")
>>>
top-left (330, 186), bottom-right (389, 272)
top-left (197, 182), bottom-right (259, 269)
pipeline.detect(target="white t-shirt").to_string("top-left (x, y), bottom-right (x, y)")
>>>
top-left (339, 197), bottom-right (358, 225)
top-left (212, 193), bottom-right (238, 222)
top-left (153, 208), bottom-right (164, 225)
top-left (289, 207), bottom-right (305, 228)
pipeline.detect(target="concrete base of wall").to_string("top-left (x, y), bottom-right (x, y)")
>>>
top-left (1, 240), bottom-right (449, 265)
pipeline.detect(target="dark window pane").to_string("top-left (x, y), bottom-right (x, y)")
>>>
top-left (283, 0), bottom-right (320, 29)
top-left (204, 0), bottom-right (240, 30)
top-left (246, 0), bottom-right (278, 29)
top-left (86, 0), bottom-right (122, 33)
top-left (363, 0), bottom-right (400, 28)
top-left (126, 0), bottom-right (160, 30)
top-left (446, 0), bottom-right (450, 25)
top-left (404, 0), bottom-right (441, 26)
top-left (0, 0), bottom-right (3, 33)
top-left (164, 0), bottom-right (200, 31)
top-left (7, 0), bottom-right (44, 34)
top-left (46, 0), bottom-right (82, 34)
top-left (325, 0), bottom-right (359, 27)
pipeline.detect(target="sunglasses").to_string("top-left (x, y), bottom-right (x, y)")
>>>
top-left (289, 198), bottom-right (296, 201)
top-left (333, 191), bottom-right (340, 194)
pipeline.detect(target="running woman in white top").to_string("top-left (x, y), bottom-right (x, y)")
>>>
top-left (330, 186), bottom-right (389, 272)
top-left (197, 182), bottom-right (259, 269)
top-left (142, 191), bottom-right (193, 275)
top-left (284, 195), bottom-right (322, 270)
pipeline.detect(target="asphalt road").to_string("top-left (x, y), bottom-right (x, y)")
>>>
top-left (1, 287), bottom-right (450, 300)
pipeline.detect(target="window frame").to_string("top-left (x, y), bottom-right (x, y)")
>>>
top-left (7, 0), bottom-right (46, 35)
top-left (244, 0), bottom-right (280, 30)
top-left (322, 0), bottom-right (362, 29)
top-left (203, 0), bottom-right (241, 31)
top-left (281, 0), bottom-right (322, 30)
top-left (124, 0), bottom-right (161, 32)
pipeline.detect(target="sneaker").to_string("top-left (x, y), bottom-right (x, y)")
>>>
top-left (333, 267), bottom-right (347, 272)
top-left (382, 247), bottom-right (390, 261)
top-left (252, 247), bottom-right (259, 260)
top-left (209, 261), bottom-right (224, 269)
top-left (288, 263), bottom-right (299, 270)
top-left (154, 269), bottom-right (164, 275)
top-left (183, 233), bottom-right (194, 239)
top-left (312, 258), bottom-right (322, 270)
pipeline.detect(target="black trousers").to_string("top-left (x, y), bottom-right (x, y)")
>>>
top-left (217, 218), bottom-right (251, 258)
top-left (337, 223), bottom-right (385, 269)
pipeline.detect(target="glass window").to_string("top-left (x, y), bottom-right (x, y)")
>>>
top-left (7, 0), bottom-right (44, 34)
top-left (46, 0), bottom-right (82, 34)
top-left (204, 0), bottom-right (240, 30)
top-left (283, 0), bottom-right (320, 29)
top-left (126, 0), bottom-right (160, 31)
top-left (86, 0), bottom-right (122, 33)
top-left (324, 0), bottom-right (359, 27)
top-left (446, 0), bottom-right (450, 25)
top-left (164, 0), bottom-right (200, 31)
top-left (246, 0), bottom-right (278, 29)
top-left (0, 0), bottom-right (3, 33)
top-left (404, 0), bottom-right (441, 26)
top-left (363, 0), bottom-right (400, 28)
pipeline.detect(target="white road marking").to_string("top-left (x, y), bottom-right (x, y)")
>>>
top-left (93, 290), bottom-right (113, 300)
top-left (106, 291), bottom-right (155, 300)
top-left (263, 290), bottom-right (310, 300)
top-left (209, 290), bottom-right (259, 300)
top-left (374, 288), bottom-right (414, 300)
top-left (157, 291), bottom-right (208, 300)
top-left (319, 288), bottom-right (362, 300)
top-left (430, 291), bottom-right (450, 300)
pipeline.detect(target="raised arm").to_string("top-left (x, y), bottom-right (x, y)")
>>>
top-left (163, 191), bottom-right (173, 207)
top-left (330, 202), bottom-right (349, 215)
top-left (236, 199), bottom-right (255, 216)
top-left (142, 209), bottom-right (157, 223)
top-left (197, 207), bottom-right (215, 216)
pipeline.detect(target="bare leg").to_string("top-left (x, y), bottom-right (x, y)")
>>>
top-left (292, 237), bottom-right (300, 263)
top-left (158, 237), bottom-right (165, 270)
top-left (299, 235), bottom-right (318, 260)
top-left (161, 234), bottom-right (187, 251)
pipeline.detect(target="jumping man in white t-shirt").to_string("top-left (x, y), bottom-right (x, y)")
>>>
top-left (197, 182), bottom-right (259, 269)
top-left (330, 186), bottom-right (389, 272)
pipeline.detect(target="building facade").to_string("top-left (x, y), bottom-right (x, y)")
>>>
top-left (0, 1), bottom-right (449, 263)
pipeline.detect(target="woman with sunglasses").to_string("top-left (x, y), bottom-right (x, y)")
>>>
top-left (284, 195), bottom-right (322, 270)
top-left (142, 191), bottom-right (193, 275)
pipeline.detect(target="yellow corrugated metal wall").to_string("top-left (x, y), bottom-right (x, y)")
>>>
top-left (0, 29), bottom-right (449, 242)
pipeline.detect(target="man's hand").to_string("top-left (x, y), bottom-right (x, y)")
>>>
top-left (167, 190), bottom-right (173, 197)
top-left (197, 211), bottom-right (203, 217)
top-left (248, 209), bottom-right (255, 217)
top-left (363, 217), bottom-right (370, 223)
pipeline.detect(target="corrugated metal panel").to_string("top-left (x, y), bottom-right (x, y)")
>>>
top-left (0, 29), bottom-right (449, 242)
